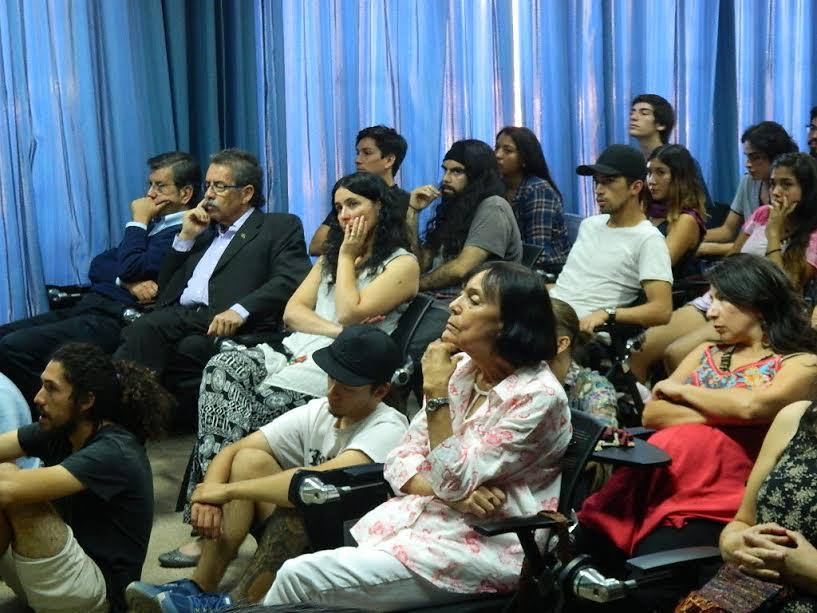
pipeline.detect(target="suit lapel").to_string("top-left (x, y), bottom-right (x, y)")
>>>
top-left (211, 208), bottom-right (263, 276)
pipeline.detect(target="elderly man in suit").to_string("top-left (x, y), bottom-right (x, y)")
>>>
top-left (113, 149), bottom-right (311, 399)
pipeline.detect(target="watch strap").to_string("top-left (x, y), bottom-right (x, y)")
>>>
top-left (425, 396), bottom-right (450, 412)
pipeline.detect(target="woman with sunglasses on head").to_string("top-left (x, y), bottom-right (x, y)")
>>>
top-left (576, 254), bottom-right (817, 611)
top-left (632, 153), bottom-right (817, 383)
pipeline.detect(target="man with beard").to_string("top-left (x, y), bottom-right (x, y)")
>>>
top-left (407, 139), bottom-right (521, 303)
top-left (0, 343), bottom-right (171, 612)
top-left (550, 145), bottom-right (673, 333)
top-left (808, 106), bottom-right (817, 160)
top-left (124, 326), bottom-right (408, 612)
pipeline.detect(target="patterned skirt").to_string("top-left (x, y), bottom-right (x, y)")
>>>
top-left (182, 347), bottom-right (316, 522)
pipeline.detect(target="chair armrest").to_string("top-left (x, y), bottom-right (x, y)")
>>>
top-left (213, 331), bottom-right (285, 351)
top-left (626, 546), bottom-right (721, 573)
top-left (625, 427), bottom-right (655, 440)
top-left (472, 515), bottom-right (559, 537)
top-left (591, 437), bottom-right (671, 467)
top-left (46, 284), bottom-right (90, 308)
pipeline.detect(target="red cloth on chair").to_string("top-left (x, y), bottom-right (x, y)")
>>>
top-left (577, 423), bottom-right (767, 556)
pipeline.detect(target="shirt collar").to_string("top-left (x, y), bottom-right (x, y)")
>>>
top-left (217, 207), bottom-right (254, 237)
top-left (148, 211), bottom-right (186, 236)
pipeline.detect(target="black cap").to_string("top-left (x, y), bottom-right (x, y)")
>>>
top-left (312, 325), bottom-right (402, 387)
top-left (576, 145), bottom-right (647, 180)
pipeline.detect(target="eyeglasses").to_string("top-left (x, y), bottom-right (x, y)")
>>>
top-left (146, 181), bottom-right (177, 195)
top-left (202, 181), bottom-right (243, 195)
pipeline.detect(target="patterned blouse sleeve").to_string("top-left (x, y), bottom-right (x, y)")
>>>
top-left (418, 386), bottom-right (570, 502)
top-left (382, 409), bottom-right (431, 494)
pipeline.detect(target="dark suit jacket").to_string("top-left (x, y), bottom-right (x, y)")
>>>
top-left (156, 209), bottom-right (311, 330)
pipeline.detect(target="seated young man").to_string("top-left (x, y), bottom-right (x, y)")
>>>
top-left (0, 151), bottom-right (199, 411)
top-left (125, 325), bottom-right (409, 611)
top-left (308, 125), bottom-right (410, 255)
top-left (408, 139), bottom-right (522, 304)
top-left (699, 121), bottom-right (798, 257)
top-left (550, 144), bottom-right (673, 333)
top-left (628, 93), bottom-right (714, 215)
top-left (0, 343), bottom-right (171, 612)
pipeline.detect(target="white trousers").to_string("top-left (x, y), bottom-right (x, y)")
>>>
top-left (263, 546), bottom-right (467, 611)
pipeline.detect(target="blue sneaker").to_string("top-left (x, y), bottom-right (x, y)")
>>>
top-left (125, 579), bottom-right (202, 612)
top-left (156, 590), bottom-right (234, 613)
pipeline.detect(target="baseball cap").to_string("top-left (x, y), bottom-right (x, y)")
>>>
top-left (576, 144), bottom-right (647, 180)
top-left (312, 325), bottom-right (402, 387)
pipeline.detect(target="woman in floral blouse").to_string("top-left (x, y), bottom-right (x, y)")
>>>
top-left (262, 262), bottom-right (572, 610)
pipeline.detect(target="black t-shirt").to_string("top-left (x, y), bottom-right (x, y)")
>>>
top-left (18, 423), bottom-right (154, 612)
top-left (321, 184), bottom-right (410, 227)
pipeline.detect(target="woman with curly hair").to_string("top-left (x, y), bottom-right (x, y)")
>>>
top-left (159, 171), bottom-right (419, 567)
top-left (632, 152), bottom-right (817, 383)
top-left (576, 254), bottom-right (817, 611)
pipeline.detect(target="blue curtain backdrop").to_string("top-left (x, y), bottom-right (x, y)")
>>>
top-left (260, 0), bottom-right (817, 246)
top-left (1, 0), bottom-right (816, 322)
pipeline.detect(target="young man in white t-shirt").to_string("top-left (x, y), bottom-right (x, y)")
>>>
top-left (550, 144), bottom-right (673, 333)
top-left (126, 326), bottom-right (409, 611)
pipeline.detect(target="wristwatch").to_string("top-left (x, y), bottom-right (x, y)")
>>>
top-left (604, 306), bottom-right (617, 325)
top-left (425, 397), bottom-right (450, 412)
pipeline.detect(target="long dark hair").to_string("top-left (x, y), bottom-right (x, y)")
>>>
top-left (51, 343), bottom-right (171, 444)
top-left (770, 153), bottom-right (817, 291)
top-left (473, 262), bottom-right (557, 368)
top-left (322, 172), bottom-right (410, 286)
top-left (706, 253), bottom-right (817, 355)
top-left (648, 144), bottom-right (708, 224)
top-left (424, 139), bottom-right (504, 258)
top-left (495, 126), bottom-right (562, 199)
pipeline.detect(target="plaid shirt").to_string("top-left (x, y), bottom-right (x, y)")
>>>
top-left (510, 176), bottom-right (569, 267)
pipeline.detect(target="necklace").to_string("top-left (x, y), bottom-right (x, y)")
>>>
top-left (473, 379), bottom-right (492, 396)
top-left (719, 345), bottom-right (774, 372)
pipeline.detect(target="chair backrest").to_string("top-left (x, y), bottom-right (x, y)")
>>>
top-left (390, 293), bottom-right (434, 357)
top-left (565, 213), bottom-right (582, 244)
top-left (558, 409), bottom-right (606, 515)
top-left (520, 243), bottom-right (545, 268)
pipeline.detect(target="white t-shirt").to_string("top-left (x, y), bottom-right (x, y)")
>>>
top-left (260, 398), bottom-right (409, 469)
top-left (550, 215), bottom-right (673, 318)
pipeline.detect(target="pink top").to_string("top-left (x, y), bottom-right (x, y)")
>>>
top-left (742, 205), bottom-right (817, 269)
top-left (578, 345), bottom-right (783, 555)
top-left (351, 355), bottom-right (571, 593)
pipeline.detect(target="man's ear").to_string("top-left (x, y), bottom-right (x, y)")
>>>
top-left (556, 335), bottom-right (572, 356)
top-left (383, 153), bottom-right (396, 171)
top-left (78, 391), bottom-right (95, 415)
top-left (373, 382), bottom-right (391, 400)
top-left (180, 185), bottom-right (194, 206)
top-left (241, 185), bottom-right (255, 206)
top-left (630, 179), bottom-right (645, 196)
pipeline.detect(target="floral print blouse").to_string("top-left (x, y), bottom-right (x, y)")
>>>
top-left (350, 355), bottom-right (571, 593)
